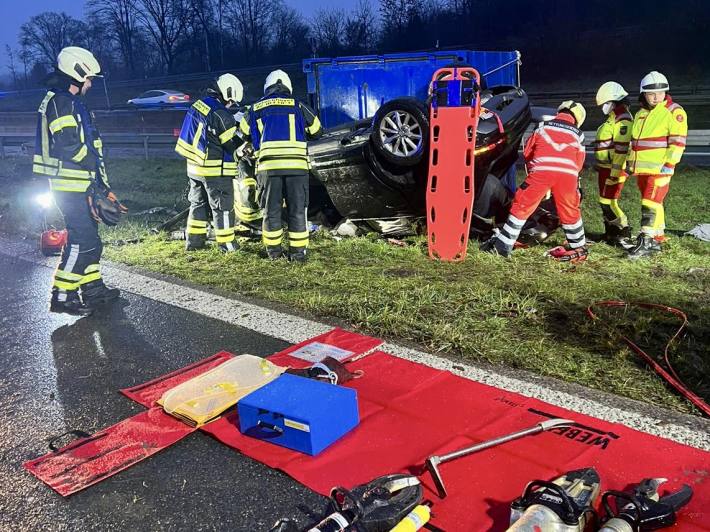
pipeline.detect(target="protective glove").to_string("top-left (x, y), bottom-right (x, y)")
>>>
top-left (106, 190), bottom-right (129, 213)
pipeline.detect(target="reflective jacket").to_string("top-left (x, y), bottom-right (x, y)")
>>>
top-left (595, 104), bottom-right (632, 179)
top-left (628, 96), bottom-right (687, 176)
top-left (523, 113), bottom-right (585, 178)
top-left (239, 88), bottom-right (322, 174)
top-left (176, 96), bottom-right (239, 178)
top-left (33, 90), bottom-right (105, 193)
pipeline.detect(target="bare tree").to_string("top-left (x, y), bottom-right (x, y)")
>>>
top-left (191, 0), bottom-right (216, 71)
top-left (270, 4), bottom-right (311, 63)
top-left (226, 0), bottom-right (277, 64)
top-left (311, 9), bottom-right (347, 56)
top-left (344, 0), bottom-right (378, 53)
top-left (5, 45), bottom-right (19, 89)
top-left (136, 0), bottom-right (192, 73)
top-left (87, 0), bottom-right (140, 76)
top-left (19, 12), bottom-right (87, 68)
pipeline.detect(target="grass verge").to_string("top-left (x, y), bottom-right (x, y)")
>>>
top-left (2, 156), bottom-right (708, 414)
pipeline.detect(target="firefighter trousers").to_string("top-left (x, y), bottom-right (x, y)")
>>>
top-left (597, 167), bottom-right (628, 228)
top-left (259, 171), bottom-right (309, 253)
top-left (52, 191), bottom-right (103, 301)
top-left (234, 158), bottom-right (262, 229)
top-left (186, 176), bottom-right (236, 250)
top-left (636, 174), bottom-right (671, 237)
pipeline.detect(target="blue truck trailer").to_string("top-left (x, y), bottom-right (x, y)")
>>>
top-left (302, 50), bottom-right (520, 128)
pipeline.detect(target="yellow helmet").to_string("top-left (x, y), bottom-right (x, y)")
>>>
top-left (640, 71), bottom-right (669, 93)
top-left (595, 81), bottom-right (628, 106)
top-left (558, 100), bottom-right (586, 127)
top-left (215, 73), bottom-right (243, 104)
top-left (57, 47), bottom-right (101, 83)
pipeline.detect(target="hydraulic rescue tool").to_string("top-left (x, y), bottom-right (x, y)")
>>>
top-left (424, 417), bottom-right (573, 498)
top-left (507, 468), bottom-right (601, 531)
top-left (599, 478), bottom-right (693, 531)
top-left (269, 474), bottom-right (424, 532)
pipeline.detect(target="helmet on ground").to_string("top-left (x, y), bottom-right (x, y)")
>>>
top-left (558, 100), bottom-right (586, 127)
top-left (595, 81), bottom-right (628, 106)
top-left (640, 71), bottom-right (669, 93)
top-left (57, 47), bottom-right (101, 83)
top-left (215, 73), bottom-right (243, 105)
top-left (264, 70), bottom-right (292, 94)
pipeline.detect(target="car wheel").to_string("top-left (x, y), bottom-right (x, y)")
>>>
top-left (371, 98), bottom-right (429, 167)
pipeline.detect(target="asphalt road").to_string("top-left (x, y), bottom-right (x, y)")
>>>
top-left (0, 252), bottom-right (326, 532)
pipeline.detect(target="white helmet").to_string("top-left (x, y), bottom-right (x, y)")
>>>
top-left (216, 73), bottom-right (243, 104)
top-left (264, 69), bottom-right (292, 94)
top-left (558, 100), bottom-right (586, 127)
top-left (595, 81), bottom-right (628, 106)
top-left (57, 46), bottom-right (102, 83)
top-left (640, 71), bottom-right (669, 93)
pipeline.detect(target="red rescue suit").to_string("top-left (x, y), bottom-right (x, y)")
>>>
top-left (496, 112), bottom-right (586, 250)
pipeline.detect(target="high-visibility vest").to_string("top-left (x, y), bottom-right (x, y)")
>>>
top-left (594, 105), bottom-right (632, 179)
top-left (240, 93), bottom-right (320, 173)
top-left (33, 90), bottom-right (103, 193)
top-left (175, 96), bottom-right (237, 178)
top-left (628, 96), bottom-right (687, 175)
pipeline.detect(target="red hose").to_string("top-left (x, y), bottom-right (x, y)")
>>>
top-left (587, 301), bottom-right (710, 417)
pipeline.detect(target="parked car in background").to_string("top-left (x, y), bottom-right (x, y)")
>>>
top-left (127, 89), bottom-right (190, 108)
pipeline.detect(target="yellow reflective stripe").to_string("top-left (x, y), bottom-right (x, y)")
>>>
top-left (176, 139), bottom-right (206, 164)
top-left (641, 198), bottom-right (662, 209)
top-left (188, 219), bottom-right (208, 227)
top-left (84, 264), bottom-right (100, 274)
top-left (193, 100), bottom-right (211, 116)
top-left (57, 167), bottom-right (93, 178)
top-left (192, 122), bottom-right (204, 151)
top-left (260, 140), bottom-right (307, 149)
top-left (306, 116), bottom-right (322, 135)
top-left (49, 178), bottom-right (92, 192)
top-left (79, 272), bottom-right (102, 285)
top-left (219, 126), bottom-right (236, 145)
top-left (288, 114), bottom-right (296, 141)
top-left (257, 119), bottom-right (264, 135)
top-left (258, 147), bottom-right (308, 157)
top-left (253, 98), bottom-right (295, 111)
top-left (214, 228), bottom-right (234, 236)
top-left (187, 226), bottom-right (208, 235)
top-left (288, 230), bottom-right (309, 248)
top-left (215, 228), bottom-right (235, 243)
top-left (53, 279), bottom-right (80, 291)
top-left (187, 165), bottom-right (237, 177)
top-left (654, 176), bottom-right (671, 187)
top-left (240, 118), bottom-right (250, 136)
top-left (598, 197), bottom-right (612, 205)
top-left (71, 144), bottom-right (88, 163)
top-left (263, 233), bottom-right (284, 246)
top-left (608, 200), bottom-right (626, 222)
top-left (55, 270), bottom-right (83, 282)
top-left (49, 115), bottom-right (78, 133)
top-left (257, 159), bottom-right (309, 171)
top-left (263, 228), bottom-right (284, 237)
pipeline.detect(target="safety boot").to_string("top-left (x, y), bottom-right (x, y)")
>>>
top-left (289, 250), bottom-right (308, 263)
top-left (604, 224), bottom-right (633, 249)
top-left (218, 241), bottom-right (240, 253)
top-left (81, 280), bottom-right (121, 306)
top-left (626, 234), bottom-right (662, 259)
top-left (50, 290), bottom-right (94, 316)
top-left (266, 246), bottom-right (285, 260)
top-left (480, 235), bottom-right (512, 258)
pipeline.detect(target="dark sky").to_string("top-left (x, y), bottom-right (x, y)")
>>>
top-left (0, 0), bottom-right (361, 73)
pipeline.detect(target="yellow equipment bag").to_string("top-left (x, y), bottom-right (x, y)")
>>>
top-left (159, 355), bottom-right (285, 427)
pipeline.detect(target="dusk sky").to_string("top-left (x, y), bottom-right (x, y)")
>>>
top-left (0, 0), bottom-right (363, 73)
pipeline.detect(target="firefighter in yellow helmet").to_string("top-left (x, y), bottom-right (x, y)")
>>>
top-left (594, 82), bottom-right (633, 247)
top-left (239, 70), bottom-right (323, 262)
top-left (626, 71), bottom-right (688, 258)
top-left (34, 46), bottom-right (126, 316)
top-left (175, 73), bottom-right (244, 252)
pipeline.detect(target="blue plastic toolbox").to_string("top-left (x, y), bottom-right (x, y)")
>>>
top-left (237, 374), bottom-right (359, 456)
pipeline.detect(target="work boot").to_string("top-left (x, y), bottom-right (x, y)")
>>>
top-left (49, 290), bottom-right (93, 316)
top-left (289, 250), bottom-right (308, 263)
top-left (81, 280), bottom-right (121, 306)
top-left (185, 243), bottom-right (205, 251)
top-left (604, 225), bottom-right (633, 249)
top-left (266, 246), bottom-right (285, 260)
top-left (219, 241), bottom-right (240, 253)
top-left (627, 234), bottom-right (661, 260)
top-left (480, 235), bottom-right (512, 258)
top-left (546, 245), bottom-right (589, 263)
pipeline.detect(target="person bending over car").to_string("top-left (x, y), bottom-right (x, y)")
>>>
top-left (482, 101), bottom-right (588, 262)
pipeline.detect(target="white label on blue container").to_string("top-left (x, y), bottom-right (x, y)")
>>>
top-left (284, 419), bottom-right (310, 432)
top-left (289, 342), bottom-right (354, 363)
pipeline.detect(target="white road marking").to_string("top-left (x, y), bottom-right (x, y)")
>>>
top-left (1, 236), bottom-right (708, 451)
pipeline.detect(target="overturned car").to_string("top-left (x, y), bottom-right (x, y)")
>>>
top-left (305, 86), bottom-right (557, 238)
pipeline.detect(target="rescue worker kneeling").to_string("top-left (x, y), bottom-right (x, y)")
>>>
top-left (34, 46), bottom-right (126, 316)
top-left (239, 70), bottom-right (323, 262)
top-left (176, 74), bottom-right (243, 252)
top-left (482, 101), bottom-right (588, 262)
top-left (626, 71), bottom-right (687, 259)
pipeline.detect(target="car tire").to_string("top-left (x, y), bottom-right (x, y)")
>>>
top-left (371, 98), bottom-right (429, 167)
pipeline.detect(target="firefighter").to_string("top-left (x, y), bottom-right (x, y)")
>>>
top-left (482, 101), bottom-right (588, 262)
top-left (239, 70), bottom-right (323, 262)
top-left (626, 71), bottom-right (687, 259)
top-left (34, 46), bottom-right (125, 316)
top-left (594, 81), bottom-right (633, 246)
top-left (175, 73), bottom-right (243, 252)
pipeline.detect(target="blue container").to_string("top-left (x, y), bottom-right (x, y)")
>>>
top-left (237, 374), bottom-right (359, 456)
top-left (303, 50), bottom-right (520, 128)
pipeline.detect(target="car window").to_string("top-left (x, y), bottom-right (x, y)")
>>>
top-left (140, 91), bottom-right (161, 98)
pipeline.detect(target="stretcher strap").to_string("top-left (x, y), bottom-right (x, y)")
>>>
top-left (587, 300), bottom-right (710, 417)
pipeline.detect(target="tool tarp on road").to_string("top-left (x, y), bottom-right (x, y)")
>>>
top-left (25, 328), bottom-right (710, 531)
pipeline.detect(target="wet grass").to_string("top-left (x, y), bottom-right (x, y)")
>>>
top-left (1, 156), bottom-right (708, 414)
